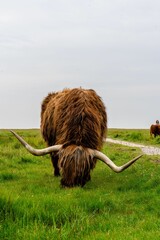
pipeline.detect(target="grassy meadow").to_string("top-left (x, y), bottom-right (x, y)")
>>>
top-left (107, 128), bottom-right (160, 146)
top-left (0, 129), bottom-right (160, 240)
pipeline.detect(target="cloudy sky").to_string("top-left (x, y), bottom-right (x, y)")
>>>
top-left (0, 0), bottom-right (160, 129)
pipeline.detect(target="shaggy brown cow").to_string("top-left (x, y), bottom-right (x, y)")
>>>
top-left (150, 124), bottom-right (160, 137)
top-left (11, 88), bottom-right (142, 187)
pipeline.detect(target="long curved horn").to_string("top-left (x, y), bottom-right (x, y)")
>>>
top-left (10, 130), bottom-right (143, 170)
top-left (93, 150), bottom-right (143, 173)
top-left (10, 130), bottom-right (62, 156)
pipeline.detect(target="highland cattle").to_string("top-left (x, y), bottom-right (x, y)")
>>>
top-left (150, 124), bottom-right (160, 138)
top-left (11, 88), bottom-right (142, 187)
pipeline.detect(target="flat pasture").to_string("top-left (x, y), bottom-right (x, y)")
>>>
top-left (0, 129), bottom-right (160, 240)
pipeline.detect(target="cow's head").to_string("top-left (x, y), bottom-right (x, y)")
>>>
top-left (10, 130), bottom-right (143, 187)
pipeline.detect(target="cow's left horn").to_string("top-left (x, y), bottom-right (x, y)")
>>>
top-left (10, 130), bottom-right (62, 156)
top-left (93, 150), bottom-right (143, 173)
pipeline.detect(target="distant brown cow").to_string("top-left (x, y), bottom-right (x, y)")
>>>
top-left (11, 88), bottom-right (142, 187)
top-left (150, 124), bottom-right (160, 137)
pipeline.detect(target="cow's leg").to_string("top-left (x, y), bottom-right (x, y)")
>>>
top-left (50, 153), bottom-right (60, 176)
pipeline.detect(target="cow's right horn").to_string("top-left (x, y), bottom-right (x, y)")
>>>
top-left (10, 130), bottom-right (62, 156)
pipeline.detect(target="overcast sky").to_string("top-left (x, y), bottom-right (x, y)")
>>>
top-left (0, 0), bottom-right (160, 129)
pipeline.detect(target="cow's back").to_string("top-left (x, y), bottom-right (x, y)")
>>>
top-left (41, 88), bottom-right (107, 150)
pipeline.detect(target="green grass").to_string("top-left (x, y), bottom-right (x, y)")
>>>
top-left (108, 128), bottom-right (160, 146)
top-left (0, 129), bottom-right (160, 239)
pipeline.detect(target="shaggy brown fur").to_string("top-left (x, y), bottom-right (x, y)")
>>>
top-left (150, 124), bottom-right (160, 138)
top-left (41, 88), bottom-right (107, 187)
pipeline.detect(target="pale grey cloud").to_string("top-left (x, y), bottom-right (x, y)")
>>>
top-left (0, 0), bottom-right (160, 129)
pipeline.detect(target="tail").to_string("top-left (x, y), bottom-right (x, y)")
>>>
top-left (150, 125), bottom-right (154, 138)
